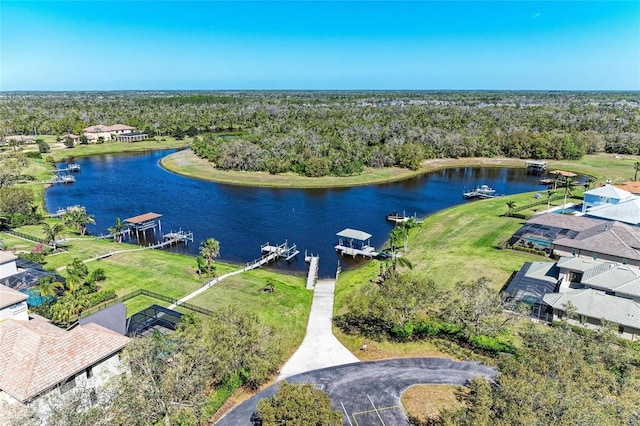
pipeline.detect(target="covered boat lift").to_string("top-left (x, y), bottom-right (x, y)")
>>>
top-left (335, 228), bottom-right (378, 258)
top-left (124, 212), bottom-right (162, 238)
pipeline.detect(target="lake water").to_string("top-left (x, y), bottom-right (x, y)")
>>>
top-left (46, 150), bottom-right (543, 277)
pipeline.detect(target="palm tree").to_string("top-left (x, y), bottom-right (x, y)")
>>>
top-left (547, 189), bottom-right (556, 213)
top-left (199, 237), bottom-right (220, 277)
top-left (108, 217), bottom-right (125, 242)
top-left (506, 200), bottom-right (516, 217)
top-left (42, 222), bottom-right (65, 250)
top-left (61, 209), bottom-right (95, 236)
top-left (634, 162), bottom-right (640, 181)
top-left (563, 177), bottom-right (574, 208)
top-left (34, 276), bottom-right (60, 303)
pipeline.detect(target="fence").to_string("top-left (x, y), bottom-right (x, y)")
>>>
top-left (79, 289), bottom-right (214, 319)
top-left (512, 193), bottom-right (582, 213)
top-left (3, 229), bottom-right (47, 244)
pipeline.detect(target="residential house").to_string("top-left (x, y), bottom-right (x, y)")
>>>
top-left (0, 252), bottom-right (65, 307)
top-left (82, 124), bottom-right (137, 142)
top-left (510, 214), bottom-right (640, 266)
top-left (1, 135), bottom-right (35, 145)
top-left (0, 284), bottom-right (28, 322)
top-left (581, 184), bottom-right (634, 213)
top-left (0, 314), bottom-right (130, 422)
top-left (506, 255), bottom-right (640, 339)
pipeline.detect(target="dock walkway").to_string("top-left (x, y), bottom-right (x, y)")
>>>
top-left (306, 255), bottom-right (319, 289)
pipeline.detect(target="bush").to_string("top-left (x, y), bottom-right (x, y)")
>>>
top-left (18, 252), bottom-right (46, 264)
top-left (89, 267), bottom-right (107, 282)
top-left (86, 289), bottom-right (116, 306)
top-left (25, 151), bottom-right (42, 159)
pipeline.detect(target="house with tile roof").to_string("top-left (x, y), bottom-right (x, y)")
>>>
top-left (0, 135), bottom-right (35, 145)
top-left (0, 314), bottom-right (130, 419)
top-left (552, 220), bottom-right (640, 266)
top-left (82, 124), bottom-right (139, 142)
top-left (507, 255), bottom-right (640, 339)
top-left (543, 289), bottom-right (640, 339)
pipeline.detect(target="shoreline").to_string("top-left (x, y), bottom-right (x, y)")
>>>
top-left (159, 149), bottom-right (529, 189)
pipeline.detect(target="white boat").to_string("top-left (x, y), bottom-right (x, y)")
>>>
top-left (463, 185), bottom-right (497, 199)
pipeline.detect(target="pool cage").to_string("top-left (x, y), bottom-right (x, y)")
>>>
top-left (126, 304), bottom-right (184, 337)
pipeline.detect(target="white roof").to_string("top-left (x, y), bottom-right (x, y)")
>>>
top-left (584, 184), bottom-right (634, 201)
top-left (336, 228), bottom-right (372, 241)
top-left (586, 197), bottom-right (640, 225)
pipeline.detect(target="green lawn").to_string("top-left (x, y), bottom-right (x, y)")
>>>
top-left (186, 269), bottom-right (312, 358)
top-left (48, 137), bottom-right (191, 161)
top-left (404, 191), bottom-right (569, 290)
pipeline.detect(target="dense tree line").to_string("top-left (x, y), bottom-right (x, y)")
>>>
top-left (1, 91), bottom-right (639, 176)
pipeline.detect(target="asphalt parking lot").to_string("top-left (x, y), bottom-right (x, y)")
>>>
top-left (216, 357), bottom-right (496, 425)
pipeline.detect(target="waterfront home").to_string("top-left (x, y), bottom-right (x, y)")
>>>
top-left (581, 184), bottom-right (634, 213)
top-left (506, 256), bottom-right (640, 339)
top-left (510, 214), bottom-right (640, 266)
top-left (82, 124), bottom-right (137, 141)
top-left (0, 314), bottom-right (130, 422)
top-left (0, 284), bottom-right (28, 322)
top-left (0, 252), bottom-right (65, 306)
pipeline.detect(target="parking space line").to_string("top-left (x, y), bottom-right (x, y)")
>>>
top-left (341, 401), bottom-right (354, 426)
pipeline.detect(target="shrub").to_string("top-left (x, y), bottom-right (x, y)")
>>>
top-left (86, 289), bottom-right (116, 306)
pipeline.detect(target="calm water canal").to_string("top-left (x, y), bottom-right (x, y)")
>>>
top-left (46, 150), bottom-right (542, 277)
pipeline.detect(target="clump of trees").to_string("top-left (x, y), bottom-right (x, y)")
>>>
top-left (438, 322), bottom-right (640, 425)
top-left (253, 381), bottom-right (343, 426)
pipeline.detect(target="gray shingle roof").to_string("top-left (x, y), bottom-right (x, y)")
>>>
top-left (554, 221), bottom-right (640, 262)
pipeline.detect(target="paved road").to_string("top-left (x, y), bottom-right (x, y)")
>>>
top-left (278, 279), bottom-right (359, 379)
top-left (216, 357), bottom-right (496, 426)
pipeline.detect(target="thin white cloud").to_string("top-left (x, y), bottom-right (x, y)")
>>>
top-left (533, 12), bottom-right (541, 19)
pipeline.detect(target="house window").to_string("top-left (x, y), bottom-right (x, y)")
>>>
top-left (86, 366), bottom-right (93, 379)
top-left (619, 325), bottom-right (625, 334)
top-left (59, 377), bottom-right (76, 394)
top-left (623, 258), bottom-right (628, 265)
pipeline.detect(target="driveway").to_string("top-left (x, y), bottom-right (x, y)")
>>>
top-left (216, 357), bottom-right (496, 425)
top-left (278, 279), bottom-right (359, 379)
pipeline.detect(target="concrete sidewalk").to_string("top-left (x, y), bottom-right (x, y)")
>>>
top-left (277, 279), bottom-right (359, 379)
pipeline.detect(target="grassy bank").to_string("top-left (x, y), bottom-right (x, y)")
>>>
top-left (161, 149), bottom-right (640, 188)
top-left (46, 137), bottom-right (191, 161)
top-left (333, 190), bottom-right (585, 359)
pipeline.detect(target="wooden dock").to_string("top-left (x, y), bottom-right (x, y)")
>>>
top-left (142, 230), bottom-right (194, 249)
top-left (334, 245), bottom-right (378, 258)
top-left (305, 253), bottom-right (319, 289)
top-left (245, 240), bottom-right (299, 270)
top-left (51, 174), bottom-right (76, 184)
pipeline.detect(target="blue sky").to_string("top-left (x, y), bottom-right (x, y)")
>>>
top-left (1, 1), bottom-right (638, 90)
